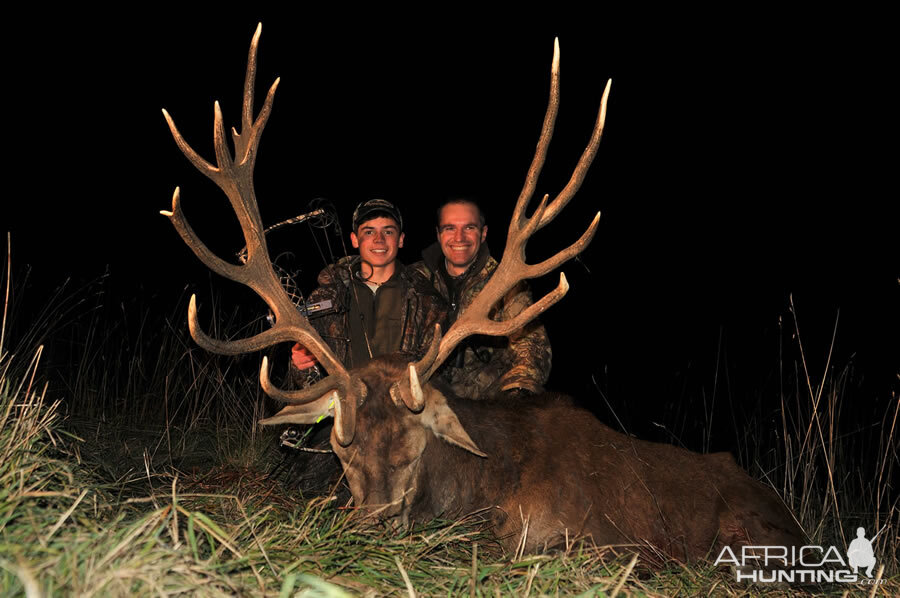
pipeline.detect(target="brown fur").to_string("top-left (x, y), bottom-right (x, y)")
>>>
top-left (324, 355), bottom-right (806, 563)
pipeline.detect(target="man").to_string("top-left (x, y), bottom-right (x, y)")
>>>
top-left (410, 198), bottom-right (551, 399)
top-left (290, 198), bottom-right (446, 377)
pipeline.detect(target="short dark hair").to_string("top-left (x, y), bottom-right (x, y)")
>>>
top-left (436, 197), bottom-right (486, 228)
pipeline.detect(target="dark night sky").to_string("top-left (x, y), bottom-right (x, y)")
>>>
top-left (5, 9), bottom-right (897, 434)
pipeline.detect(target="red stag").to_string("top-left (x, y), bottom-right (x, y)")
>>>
top-left (162, 25), bottom-right (805, 561)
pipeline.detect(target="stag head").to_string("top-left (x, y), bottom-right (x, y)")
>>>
top-left (163, 25), bottom-right (609, 521)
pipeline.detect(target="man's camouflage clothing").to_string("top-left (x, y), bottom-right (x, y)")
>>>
top-left (288, 256), bottom-right (446, 385)
top-left (410, 242), bottom-right (551, 399)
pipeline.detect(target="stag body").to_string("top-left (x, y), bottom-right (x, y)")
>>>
top-left (326, 356), bottom-right (804, 559)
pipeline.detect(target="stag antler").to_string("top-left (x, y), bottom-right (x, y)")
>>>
top-left (413, 39), bottom-right (610, 383)
top-left (161, 24), bottom-right (364, 444)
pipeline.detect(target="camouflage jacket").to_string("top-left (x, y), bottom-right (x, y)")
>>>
top-left (409, 243), bottom-right (551, 399)
top-left (288, 257), bottom-right (447, 385)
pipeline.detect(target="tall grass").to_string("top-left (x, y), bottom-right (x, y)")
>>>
top-left (725, 300), bottom-right (900, 575)
top-left (10, 269), bottom-right (281, 475)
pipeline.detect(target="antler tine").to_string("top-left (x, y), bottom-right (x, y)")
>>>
top-left (259, 357), bottom-right (342, 404)
top-left (523, 210), bottom-right (601, 279)
top-left (233, 25), bottom-right (280, 169)
top-left (412, 323), bottom-right (443, 378)
top-left (511, 38), bottom-right (560, 230)
top-left (235, 23), bottom-right (262, 156)
top-left (260, 356), bottom-right (362, 446)
top-left (423, 38), bottom-right (607, 378)
top-left (161, 187), bottom-right (243, 282)
top-left (184, 295), bottom-right (341, 364)
top-left (162, 110), bottom-right (218, 180)
top-left (534, 78), bottom-right (611, 230)
top-left (163, 24), bottom-right (357, 419)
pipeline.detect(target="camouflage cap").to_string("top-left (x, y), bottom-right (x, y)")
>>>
top-left (352, 199), bottom-right (403, 232)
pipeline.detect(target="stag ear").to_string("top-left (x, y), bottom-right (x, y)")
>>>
top-left (259, 391), bottom-right (337, 426)
top-left (421, 388), bottom-right (488, 458)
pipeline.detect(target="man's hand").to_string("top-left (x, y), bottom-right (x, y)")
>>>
top-left (291, 343), bottom-right (319, 370)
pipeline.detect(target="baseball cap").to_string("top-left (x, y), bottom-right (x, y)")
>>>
top-left (351, 199), bottom-right (403, 231)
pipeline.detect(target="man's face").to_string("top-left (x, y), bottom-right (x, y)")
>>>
top-left (437, 203), bottom-right (487, 276)
top-left (351, 217), bottom-right (404, 269)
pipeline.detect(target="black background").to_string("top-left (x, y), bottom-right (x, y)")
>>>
top-left (5, 9), bottom-right (897, 443)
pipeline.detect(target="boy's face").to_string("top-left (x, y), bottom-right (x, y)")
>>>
top-left (350, 217), bottom-right (404, 269)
